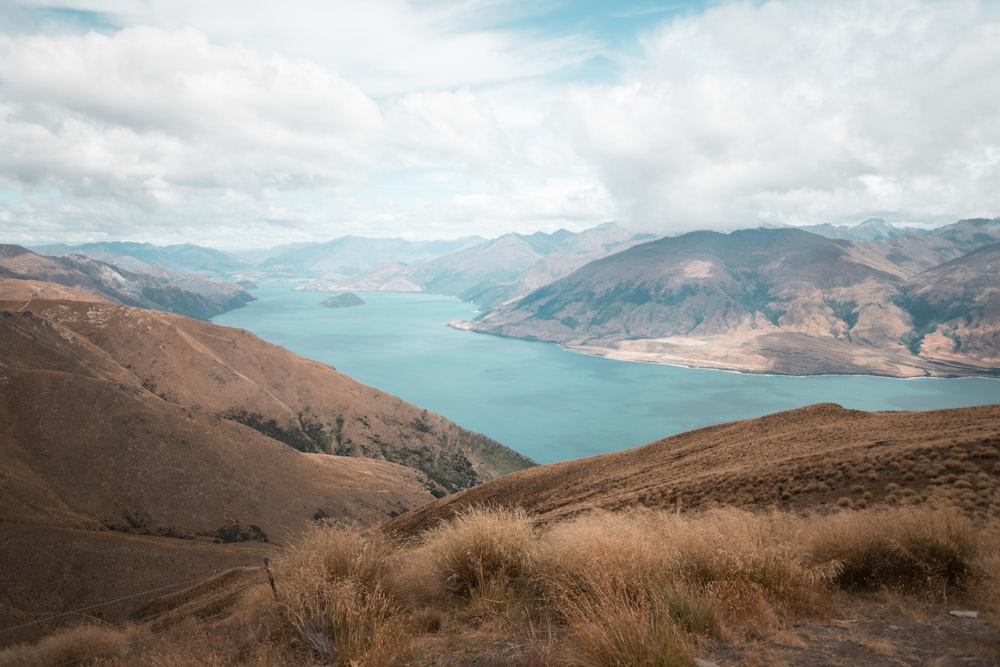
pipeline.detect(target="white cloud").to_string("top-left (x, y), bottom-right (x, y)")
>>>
top-left (385, 89), bottom-right (511, 170)
top-left (0, 0), bottom-right (997, 248)
top-left (564, 0), bottom-right (1000, 231)
top-left (0, 24), bottom-right (388, 245)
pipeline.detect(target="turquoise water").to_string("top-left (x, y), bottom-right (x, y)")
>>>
top-left (214, 285), bottom-right (1000, 464)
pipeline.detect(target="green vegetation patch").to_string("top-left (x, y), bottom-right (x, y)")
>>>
top-left (221, 409), bottom-right (332, 454)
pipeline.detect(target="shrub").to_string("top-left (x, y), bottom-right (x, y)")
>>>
top-left (805, 507), bottom-right (978, 597)
top-left (665, 509), bottom-right (834, 619)
top-left (421, 506), bottom-right (535, 599)
top-left (561, 576), bottom-right (696, 667)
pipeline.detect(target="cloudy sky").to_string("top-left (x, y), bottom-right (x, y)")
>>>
top-left (0, 0), bottom-right (998, 249)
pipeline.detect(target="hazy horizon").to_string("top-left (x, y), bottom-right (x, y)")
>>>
top-left (2, 1), bottom-right (999, 249)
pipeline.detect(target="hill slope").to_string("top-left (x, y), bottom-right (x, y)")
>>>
top-left (0, 279), bottom-right (532, 638)
top-left (0, 280), bottom-right (531, 495)
top-left (29, 241), bottom-right (253, 278)
top-left (385, 402), bottom-right (1000, 537)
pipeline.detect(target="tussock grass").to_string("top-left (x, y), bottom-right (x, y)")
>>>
top-left (807, 507), bottom-right (978, 597)
top-left (7, 504), bottom-right (996, 665)
top-left (0, 623), bottom-right (143, 667)
top-left (420, 506), bottom-right (535, 600)
top-left (269, 523), bottom-right (408, 666)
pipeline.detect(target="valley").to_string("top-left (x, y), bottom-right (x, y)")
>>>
top-left (2, 219), bottom-right (998, 664)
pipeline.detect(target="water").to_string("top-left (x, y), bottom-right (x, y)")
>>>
top-left (214, 285), bottom-right (1000, 464)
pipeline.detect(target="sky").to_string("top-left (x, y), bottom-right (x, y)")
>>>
top-left (0, 0), bottom-right (998, 249)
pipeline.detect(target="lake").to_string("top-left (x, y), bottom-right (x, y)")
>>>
top-left (213, 285), bottom-right (1000, 464)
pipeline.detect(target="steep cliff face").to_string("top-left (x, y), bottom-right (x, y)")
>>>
top-left (461, 225), bottom-right (1000, 376)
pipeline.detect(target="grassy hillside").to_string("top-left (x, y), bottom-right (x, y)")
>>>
top-left (386, 403), bottom-right (1000, 537)
top-left (0, 280), bottom-right (533, 493)
top-left (0, 279), bottom-right (532, 644)
top-left (3, 404), bottom-right (998, 665)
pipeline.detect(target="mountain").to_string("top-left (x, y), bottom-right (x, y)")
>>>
top-left (28, 241), bottom-right (252, 278)
top-left (296, 223), bottom-right (655, 307)
top-left (460, 223), bottom-right (659, 308)
top-left (385, 402), bottom-right (1000, 537)
top-left (927, 217), bottom-right (1000, 255)
top-left (256, 235), bottom-right (485, 279)
top-left (409, 232), bottom-right (547, 298)
top-left (294, 261), bottom-right (422, 293)
top-left (0, 245), bottom-right (254, 320)
top-left (0, 279), bottom-right (532, 637)
top-left (898, 242), bottom-right (1000, 365)
top-left (795, 217), bottom-right (905, 241)
top-left (852, 217), bottom-right (1000, 278)
top-left (460, 226), bottom-right (1000, 377)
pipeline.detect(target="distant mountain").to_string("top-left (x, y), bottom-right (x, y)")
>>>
top-left (460, 225), bottom-right (1000, 377)
top-left (410, 233), bottom-right (547, 298)
top-left (925, 217), bottom-right (1000, 254)
top-left (257, 235), bottom-right (485, 278)
top-left (294, 222), bottom-right (654, 307)
top-left (29, 241), bottom-right (252, 278)
top-left (898, 242), bottom-right (1000, 365)
top-left (410, 223), bottom-right (655, 307)
top-left (853, 218), bottom-right (1000, 277)
top-left (294, 261), bottom-right (423, 293)
top-left (795, 218), bottom-right (906, 241)
top-left (0, 245), bottom-right (254, 319)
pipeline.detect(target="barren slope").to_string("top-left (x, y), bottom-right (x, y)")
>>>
top-left (0, 305), bottom-right (435, 638)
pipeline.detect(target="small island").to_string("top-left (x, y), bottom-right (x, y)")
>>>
top-left (321, 292), bottom-right (365, 309)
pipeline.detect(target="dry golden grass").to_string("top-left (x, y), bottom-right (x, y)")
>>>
top-left (5, 504), bottom-right (998, 666)
top-left (267, 523), bottom-right (409, 666)
top-left (807, 507), bottom-right (979, 598)
top-left (420, 506), bottom-right (535, 600)
top-left (0, 623), bottom-right (143, 667)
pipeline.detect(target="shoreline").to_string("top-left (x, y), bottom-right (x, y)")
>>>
top-left (449, 320), bottom-right (999, 380)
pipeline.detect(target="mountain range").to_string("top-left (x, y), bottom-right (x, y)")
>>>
top-left (31, 223), bottom-right (654, 310)
top-left (459, 218), bottom-right (1000, 377)
top-left (14, 217), bottom-right (1000, 379)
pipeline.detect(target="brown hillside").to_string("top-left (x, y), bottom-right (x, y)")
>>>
top-left (903, 243), bottom-right (1000, 366)
top-left (0, 279), bottom-right (530, 641)
top-left (0, 280), bottom-right (532, 494)
top-left (385, 403), bottom-right (1000, 538)
top-left (0, 303), bottom-right (437, 640)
